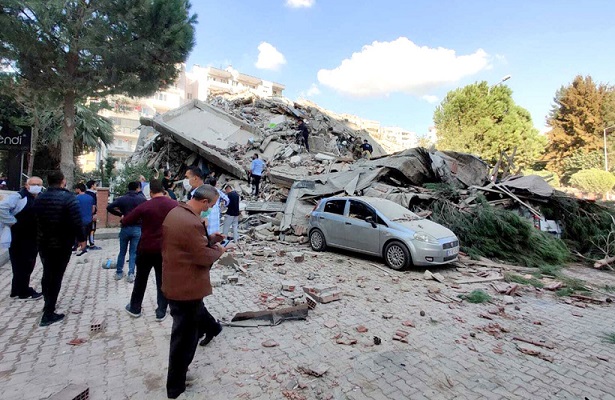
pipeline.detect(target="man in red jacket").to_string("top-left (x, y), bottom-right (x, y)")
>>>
top-left (123, 180), bottom-right (177, 321)
top-left (162, 184), bottom-right (226, 399)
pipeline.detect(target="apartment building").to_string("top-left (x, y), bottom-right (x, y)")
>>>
top-left (79, 65), bottom-right (285, 172)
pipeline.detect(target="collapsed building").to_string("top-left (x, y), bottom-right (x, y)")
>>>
top-left (128, 92), bottom-right (615, 268)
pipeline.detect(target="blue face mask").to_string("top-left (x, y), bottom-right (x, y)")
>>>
top-left (200, 209), bottom-right (211, 218)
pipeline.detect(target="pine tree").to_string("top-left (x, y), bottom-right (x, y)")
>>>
top-left (0, 0), bottom-right (196, 186)
top-left (433, 82), bottom-right (545, 168)
top-left (545, 75), bottom-right (615, 175)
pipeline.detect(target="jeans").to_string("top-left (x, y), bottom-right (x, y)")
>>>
top-left (167, 299), bottom-right (206, 398)
top-left (129, 252), bottom-right (167, 315)
top-left (40, 249), bottom-right (72, 315)
top-left (116, 226), bottom-right (141, 275)
top-left (222, 215), bottom-right (239, 242)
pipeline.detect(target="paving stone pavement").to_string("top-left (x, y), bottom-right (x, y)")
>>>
top-left (1, 239), bottom-right (615, 400)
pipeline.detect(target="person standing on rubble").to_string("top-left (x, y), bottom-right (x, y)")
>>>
top-left (360, 139), bottom-right (374, 159)
top-left (249, 153), bottom-right (265, 198)
top-left (222, 183), bottom-right (240, 243)
top-left (297, 118), bottom-right (310, 152)
top-left (162, 184), bottom-right (226, 398)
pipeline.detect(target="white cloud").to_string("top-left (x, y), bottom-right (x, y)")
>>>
top-left (285, 0), bottom-right (315, 8)
top-left (317, 37), bottom-right (490, 98)
top-left (306, 84), bottom-right (320, 96)
top-left (422, 95), bottom-right (439, 104)
top-left (255, 42), bottom-right (287, 71)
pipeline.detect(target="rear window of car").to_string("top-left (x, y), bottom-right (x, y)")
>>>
top-left (324, 200), bottom-right (346, 215)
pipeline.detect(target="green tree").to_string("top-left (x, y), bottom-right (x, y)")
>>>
top-left (434, 82), bottom-right (545, 169)
top-left (0, 0), bottom-right (196, 186)
top-left (569, 169), bottom-right (615, 196)
top-left (545, 75), bottom-right (615, 174)
top-left (560, 149), bottom-right (605, 184)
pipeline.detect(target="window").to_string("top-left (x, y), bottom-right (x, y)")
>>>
top-left (349, 200), bottom-right (376, 221)
top-left (187, 93), bottom-right (193, 100)
top-left (324, 200), bottom-right (346, 215)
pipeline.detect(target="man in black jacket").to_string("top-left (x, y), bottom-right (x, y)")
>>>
top-left (106, 181), bottom-right (146, 282)
top-left (9, 176), bottom-right (44, 300)
top-left (34, 171), bottom-right (86, 327)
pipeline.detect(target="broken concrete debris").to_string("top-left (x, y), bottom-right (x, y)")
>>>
top-left (303, 285), bottom-right (342, 304)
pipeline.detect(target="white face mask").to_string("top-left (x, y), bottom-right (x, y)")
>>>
top-left (27, 185), bottom-right (43, 195)
top-left (182, 178), bottom-right (192, 191)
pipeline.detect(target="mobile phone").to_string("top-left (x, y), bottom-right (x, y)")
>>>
top-left (220, 239), bottom-right (231, 247)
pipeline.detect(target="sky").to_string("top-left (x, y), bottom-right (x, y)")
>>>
top-left (186, 0), bottom-right (615, 137)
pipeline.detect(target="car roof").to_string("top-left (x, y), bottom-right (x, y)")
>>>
top-left (323, 196), bottom-right (397, 207)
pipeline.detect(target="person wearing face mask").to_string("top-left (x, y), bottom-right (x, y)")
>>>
top-left (9, 176), bottom-right (44, 300)
top-left (182, 166), bottom-right (205, 200)
top-left (161, 184), bottom-right (226, 398)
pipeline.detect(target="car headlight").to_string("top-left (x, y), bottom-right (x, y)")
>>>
top-left (413, 232), bottom-right (439, 244)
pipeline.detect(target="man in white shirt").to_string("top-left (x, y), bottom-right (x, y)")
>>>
top-left (204, 177), bottom-right (228, 234)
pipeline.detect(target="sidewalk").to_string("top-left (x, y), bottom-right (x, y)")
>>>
top-left (1, 239), bottom-right (614, 399)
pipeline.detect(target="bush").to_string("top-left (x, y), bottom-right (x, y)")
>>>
top-left (570, 169), bottom-right (615, 195)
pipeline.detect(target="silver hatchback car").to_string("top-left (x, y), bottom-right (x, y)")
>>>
top-left (308, 196), bottom-right (459, 270)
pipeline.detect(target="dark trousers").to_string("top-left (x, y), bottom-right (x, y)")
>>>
top-left (167, 299), bottom-right (208, 398)
top-left (129, 252), bottom-right (168, 314)
top-left (302, 133), bottom-right (310, 151)
top-left (40, 250), bottom-right (72, 315)
top-left (9, 244), bottom-right (37, 297)
top-left (252, 174), bottom-right (262, 196)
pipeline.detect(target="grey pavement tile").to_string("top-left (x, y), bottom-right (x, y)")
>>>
top-left (1, 238), bottom-right (615, 399)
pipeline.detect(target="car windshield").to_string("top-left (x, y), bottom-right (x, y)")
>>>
top-left (363, 198), bottom-right (422, 221)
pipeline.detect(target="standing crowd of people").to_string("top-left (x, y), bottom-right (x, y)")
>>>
top-left (1, 166), bottom-right (244, 398)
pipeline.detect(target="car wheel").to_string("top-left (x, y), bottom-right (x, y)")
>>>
top-left (384, 241), bottom-right (410, 270)
top-left (309, 229), bottom-right (327, 252)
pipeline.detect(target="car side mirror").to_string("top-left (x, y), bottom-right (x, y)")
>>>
top-left (365, 216), bottom-right (377, 228)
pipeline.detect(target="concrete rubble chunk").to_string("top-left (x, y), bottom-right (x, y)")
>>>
top-left (290, 252), bottom-right (305, 263)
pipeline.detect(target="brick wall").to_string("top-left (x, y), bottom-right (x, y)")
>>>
top-left (95, 188), bottom-right (122, 228)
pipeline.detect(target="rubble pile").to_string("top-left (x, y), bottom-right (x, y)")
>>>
top-left (128, 92), bottom-right (615, 269)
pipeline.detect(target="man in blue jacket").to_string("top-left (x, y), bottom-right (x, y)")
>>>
top-left (34, 171), bottom-right (86, 327)
top-left (106, 181), bottom-right (146, 282)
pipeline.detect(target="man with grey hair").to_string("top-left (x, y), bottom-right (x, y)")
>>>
top-left (9, 176), bottom-right (44, 300)
top-left (162, 184), bottom-right (226, 398)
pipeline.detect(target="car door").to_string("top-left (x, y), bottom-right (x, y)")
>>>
top-left (317, 199), bottom-right (348, 246)
top-left (341, 200), bottom-right (380, 254)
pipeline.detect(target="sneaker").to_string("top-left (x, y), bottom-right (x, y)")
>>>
top-left (126, 274), bottom-right (135, 283)
top-left (19, 290), bottom-right (43, 301)
top-left (75, 248), bottom-right (87, 257)
top-left (88, 245), bottom-right (102, 250)
top-left (40, 312), bottom-right (65, 327)
top-left (115, 272), bottom-right (124, 280)
top-left (155, 310), bottom-right (167, 322)
top-left (124, 304), bottom-right (142, 318)
top-left (199, 321), bottom-right (223, 347)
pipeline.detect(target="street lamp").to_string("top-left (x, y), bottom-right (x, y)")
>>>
top-left (488, 75), bottom-right (511, 95)
top-left (604, 125), bottom-right (615, 171)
